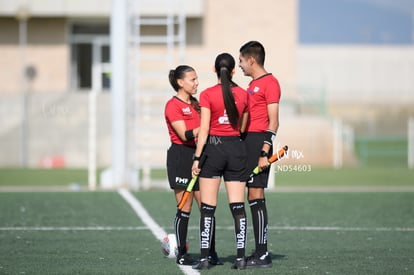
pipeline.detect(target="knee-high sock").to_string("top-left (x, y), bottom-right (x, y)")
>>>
top-left (199, 203), bottom-right (216, 258)
top-left (174, 209), bottom-right (190, 255)
top-left (249, 199), bottom-right (268, 255)
top-left (210, 217), bottom-right (217, 253)
top-left (230, 202), bottom-right (247, 258)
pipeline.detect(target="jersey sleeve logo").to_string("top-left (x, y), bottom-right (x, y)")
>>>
top-left (248, 86), bottom-right (260, 94)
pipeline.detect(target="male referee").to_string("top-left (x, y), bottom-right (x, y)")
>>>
top-left (238, 41), bottom-right (281, 268)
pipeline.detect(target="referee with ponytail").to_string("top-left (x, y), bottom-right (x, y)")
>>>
top-left (165, 65), bottom-right (221, 266)
top-left (191, 53), bottom-right (249, 270)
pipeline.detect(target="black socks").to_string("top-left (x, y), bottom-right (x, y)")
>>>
top-left (174, 209), bottom-right (190, 255)
top-left (230, 202), bottom-right (247, 258)
top-left (199, 203), bottom-right (216, 258)
top-left (249, 199), bottom-right (268, 256)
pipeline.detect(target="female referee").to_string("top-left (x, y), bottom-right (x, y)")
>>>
top-left (165, 65), bottom-right (221, 266)
top-left (191, 53), bottom-right (249, 270)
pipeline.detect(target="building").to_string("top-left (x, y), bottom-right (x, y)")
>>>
top-left (0, 0), bottom-right (298, 171)
top-left (0, 0), bottom-right (296, 94)
top-left (2, 0), bottom-right (412, 175)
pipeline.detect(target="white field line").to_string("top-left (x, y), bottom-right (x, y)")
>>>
top-left (118, 188), bottom-right (166, 241)
top-left (270, 226), bottom-right (414, 232)
top-left (2, 185), bottom-right (414, 193)
top-left (186, 225), bottom-right (414, 232)
top-left (1, 225), bottom-right (413, 232)
top-left (117, 188), bottom-right (199, 275)
top-left (0, 226), bottom-right (147, 231)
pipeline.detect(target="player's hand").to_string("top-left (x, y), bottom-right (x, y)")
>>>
top-left (192, 161), bottom-right (200, 176)
top-left (258, 157), bottom-right (269, 172)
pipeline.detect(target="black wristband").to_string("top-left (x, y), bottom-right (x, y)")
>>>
top-left (264, 129), bottom-right (276, 146)
top-left (185, 129), bottom-right (195, 141)
top-left (260, 150), bottom-right (269, 157)
top-left (192, 155), bottom-right (201, 161)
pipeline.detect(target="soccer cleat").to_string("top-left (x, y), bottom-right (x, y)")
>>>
top-left (208, 251), bottom-right (223, 265)
top-left (192, 258), bottom-right (212, 270)
top-left (176, 253), bottom-right (197, 266)
top-left (231, 257), bottom-right (246, 270)
top-left (246, 252), bottom-right (273, 268)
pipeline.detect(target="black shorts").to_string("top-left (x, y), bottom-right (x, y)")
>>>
top-left (245, 132), bottom-right (273, 188)
top-left (167, 143), bottom-right (199, 191)
top-left (199, 136), bottom-right (248, 182)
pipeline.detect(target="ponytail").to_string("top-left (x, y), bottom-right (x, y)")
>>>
top-left (168, 69), bottom-right (179, 91)
top-left (189, 95), bottom-right (201, 113)
top-left (214, 53), bottom-right (239, 128)
top-left (220, 67), bottom-right (239, 127)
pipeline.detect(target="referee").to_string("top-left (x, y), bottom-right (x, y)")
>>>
top-left (238, 41), bottom-right (281, 268)
top-left (191, 53), bottom-right (249, 270)
top-left (165, 65), bottom-right (221, 266)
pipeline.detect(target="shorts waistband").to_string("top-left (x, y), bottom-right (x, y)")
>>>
top-left (246, 132), bottom-right (265, 135)
top-left (208, 135), bottom-right (240, 145)
top-left (171, 143), bottom-right (196, 149)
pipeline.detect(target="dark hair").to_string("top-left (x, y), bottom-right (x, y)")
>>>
top-left (239, 40), bottom-right (265, 66)
top-left (169, 65), bottom-right (194, 91)
top-left (215, 53), bottom-right (239, 128)
top-left (168, 65), bottom-right (200, 112)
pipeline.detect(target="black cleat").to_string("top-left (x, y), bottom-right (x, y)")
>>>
top-left (208, 251), bottom-right (223, 265)
top-left (246, 252), bottom-right (272, 268)
top-left (231, 257), bottom-right (246, 270)
top-left (176, 253), bottom-right (197, 266)
top-left (192, 258), bottom-right (212, 270)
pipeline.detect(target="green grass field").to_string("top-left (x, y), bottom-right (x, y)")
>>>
top-left (1, 167), bottom-right (413, 274)
top-left (1, 166), bottom-right (413, 187)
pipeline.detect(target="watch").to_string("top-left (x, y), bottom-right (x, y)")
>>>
top-left (260, 150), bottom-right (269, 157)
